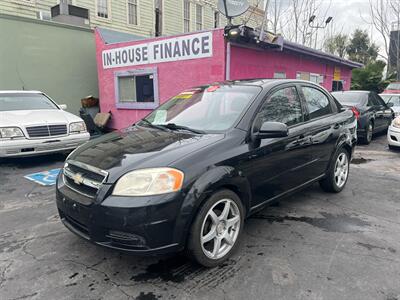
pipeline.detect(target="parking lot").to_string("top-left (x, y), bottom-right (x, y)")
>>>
top-left (0, 134), bottom-right (399, 300)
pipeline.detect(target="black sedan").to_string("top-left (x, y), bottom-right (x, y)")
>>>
top-left (56, 79), bottom-right (357, 267)
top-left (332, 91), bottom-right (394, 144)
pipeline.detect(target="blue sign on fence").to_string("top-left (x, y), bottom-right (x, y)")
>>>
top-left (24, 168), bottom-right (61, 186)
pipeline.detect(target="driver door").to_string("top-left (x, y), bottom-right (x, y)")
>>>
top-left (240, 85), bottom-right (313, 209)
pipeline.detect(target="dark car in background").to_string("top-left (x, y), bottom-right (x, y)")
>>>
top-left (332, 91), bottom-right (394, 144)
top-left (56, 80), bottom-right (357, 267)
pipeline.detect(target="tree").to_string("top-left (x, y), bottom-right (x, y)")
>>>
top-left (367, 0), bottom-right (399, 62)
top-left (324, 34), bottom-right (348, 58)
top-left (346, 29), bottom-right (379, 65)
top-left (351, 60), bottom-right (387, 93)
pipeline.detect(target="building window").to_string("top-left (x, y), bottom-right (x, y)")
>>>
top-left (214, 11), bottom-right (219, 28)
top-left (274, 72), bottom-right (286, 79)
top-left (155, 0), bottom-right (162, 36)
top-left (183, 0), bottom-right (190, 32)
top-left (97, 0), bottom-right (109, 18)
top-left (115, 69), bottom-right (159, 109)
top-left (127, 0), bottom-right (138, 25)
top-left (195, 4), bottom-right (203, 31)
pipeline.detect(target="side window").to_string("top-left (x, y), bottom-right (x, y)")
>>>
top-left (302, 86), bottom-right (333, 119)
top-left (258, 87), bottom-right (303, 127)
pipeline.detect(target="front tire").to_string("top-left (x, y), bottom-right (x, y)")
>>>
top-left (319, 148), bottom-right (350, 193)
top-left (188, 189), bottom-right (244, 267)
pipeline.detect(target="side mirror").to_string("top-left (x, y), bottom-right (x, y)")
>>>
top-left (256, 121), bottom-right (288, 139)
top-left (59, 104), bottom-right (67, 110)
top-left (387, 102), bottom-right (394, 108)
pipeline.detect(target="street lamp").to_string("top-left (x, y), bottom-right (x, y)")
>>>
top-left (308, 15), bottom-right (333, 49)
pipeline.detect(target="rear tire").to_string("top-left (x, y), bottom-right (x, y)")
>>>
top-left (319, 148), bottom-right (350, 193)
top-left (360, 122), bottom-right (373, 144)
top-left (187, 189), bottom-right (244, 267)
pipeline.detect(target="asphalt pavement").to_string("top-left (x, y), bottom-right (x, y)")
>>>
top-left (1, 134), bottom-right (400, 300)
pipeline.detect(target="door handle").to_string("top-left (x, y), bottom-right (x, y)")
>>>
top-left (333, 123), bottom-right (340, 129)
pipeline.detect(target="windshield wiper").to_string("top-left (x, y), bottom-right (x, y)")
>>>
top-left (162, 123), bottom-right (205, 134)
top-left (137, 118), bottom-right (169, 131)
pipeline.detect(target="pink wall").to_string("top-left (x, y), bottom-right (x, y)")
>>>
top-left (229, 46), bottom-right (352, 91)
top-left (96, 29), bottom-right (355, 130)
top-left (95, 29), bottom-right (226, 130)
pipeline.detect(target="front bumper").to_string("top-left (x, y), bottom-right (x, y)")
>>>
top-left (0, 132), bottom-right (90, 157)
top-left (388, 125), bottom-right (400, 147)
top-left (56, 172), bottom-right (186, 255)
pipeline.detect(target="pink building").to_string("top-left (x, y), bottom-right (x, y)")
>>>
top-left (95, 28), bottom-right (361, 130)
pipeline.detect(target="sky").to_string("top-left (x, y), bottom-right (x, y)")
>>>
top-left (264, 0), bottom-right (389, 58)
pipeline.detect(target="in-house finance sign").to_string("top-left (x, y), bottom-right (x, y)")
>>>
top-left (102, 31), bottom-right (213, 69)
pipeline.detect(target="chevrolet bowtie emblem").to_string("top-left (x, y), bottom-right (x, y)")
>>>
top-left (72, 173), bottom-right (84, 185)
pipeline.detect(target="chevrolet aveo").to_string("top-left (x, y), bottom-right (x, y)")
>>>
top-left (56, 79), bottom-right (357, 267)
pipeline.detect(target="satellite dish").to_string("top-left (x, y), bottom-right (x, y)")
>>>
top-left (217, 0), bottom-right (250, 18)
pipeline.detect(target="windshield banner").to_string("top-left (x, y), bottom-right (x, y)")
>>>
top-left (102, 31), bottom-right (213, 69)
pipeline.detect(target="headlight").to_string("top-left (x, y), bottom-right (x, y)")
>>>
top-left (392, 117), bottom-right (400, 129)
top-left (69, 122), bottom-right (86, 133)
top-left (112, 168), bottom-right (184, 196)
top-left (0, 127), bottom-right (25, 138)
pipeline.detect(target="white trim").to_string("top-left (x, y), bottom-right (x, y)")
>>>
top-left (12, 0), bottom-right (35, 7)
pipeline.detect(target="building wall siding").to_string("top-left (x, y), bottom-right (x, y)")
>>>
top-left (0, 0), bottom-right (264, 37)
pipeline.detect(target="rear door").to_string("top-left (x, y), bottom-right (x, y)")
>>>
top-left (298, 84), bottom-right (341, 178)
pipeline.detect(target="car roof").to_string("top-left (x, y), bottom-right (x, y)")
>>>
top-left (201, 79), bottom-right (324, 88)
top-left (0, 90), bottom-right (42, 94)
top-left (332, 90), bottom-right (369, 94)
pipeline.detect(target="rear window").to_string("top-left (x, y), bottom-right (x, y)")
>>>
top-left (331, 92), bottom-right (367, 106)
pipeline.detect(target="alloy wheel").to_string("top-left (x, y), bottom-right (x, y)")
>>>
top-left (200, 199), bottom-right (241, 260)
top-left (334, 152), bottom-right (349, 188)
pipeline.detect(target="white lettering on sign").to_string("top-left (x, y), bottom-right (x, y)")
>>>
top-left (102, 32), bottom-right (213, 69)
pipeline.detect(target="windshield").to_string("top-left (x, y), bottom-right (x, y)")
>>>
top-left (331, 92), bottom-right (367, 106)
top-left (0, 93), bottom-right (59, 111)
top-left (140, 85), bottom-right (261, 132)
top-left (380, 95), bottom-right (400, 106)
top-left (386, 83), bottom-right (400, 90)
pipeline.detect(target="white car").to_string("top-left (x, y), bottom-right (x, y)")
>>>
top-left (388, 116), bottom-right (400, 149)
top-left (0, 91), bottom-right (90, 157)
top-left (380, 93), bottom-right (400, 117)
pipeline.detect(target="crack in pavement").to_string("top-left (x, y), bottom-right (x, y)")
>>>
top-left (0, 260), bottom-right (13, 288)
top-left (9, 292), bottom-right (38, 300)
top-left (63, 258), bottom-right (134, 299)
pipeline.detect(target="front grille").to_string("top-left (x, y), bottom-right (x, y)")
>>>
top-left (63, 160), bottom-right (108, 199)
top-left (26, 124), bottom-right (67, 138)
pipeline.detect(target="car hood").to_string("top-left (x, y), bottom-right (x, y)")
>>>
top-left (67, 126), bottom-right (224, 182)
top-left (0, 109), bottom-right (82, 127)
